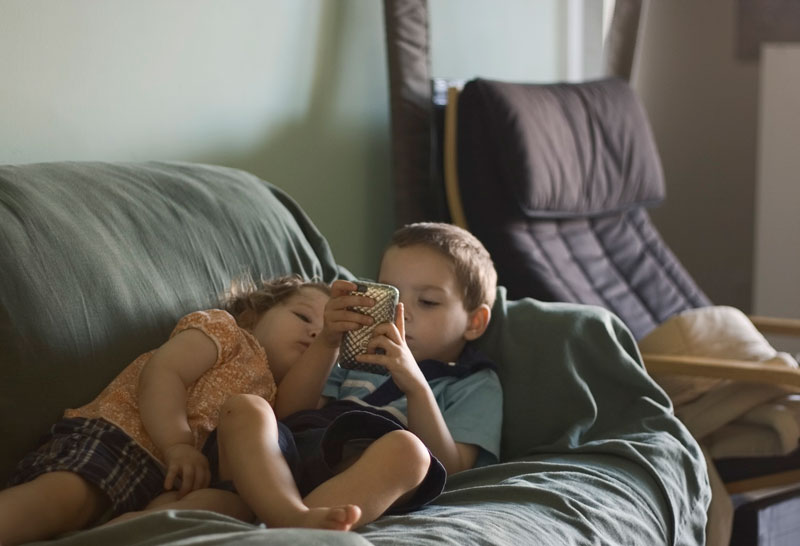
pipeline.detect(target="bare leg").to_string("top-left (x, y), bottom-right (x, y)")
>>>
top-left (217, 394), bottom-right (360, 530)
top-left (106, 488), bottom-right (253, 526)
top-left (0, 471), bottom-right (109, 546)
top-left (303, 429), bottom-right (430, 528)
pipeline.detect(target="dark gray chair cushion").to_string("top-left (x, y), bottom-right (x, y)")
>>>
top-left (456, 78), bottom-right (710, 340)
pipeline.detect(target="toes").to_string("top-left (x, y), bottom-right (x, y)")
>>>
top-left (345, 504), bottom-right (362, 525)
top-left (323, 505), bottom-right (361, 530)
top-left (329, 507), bottom-right (347, 523)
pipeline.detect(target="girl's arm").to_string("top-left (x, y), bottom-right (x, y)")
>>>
top-left (138, 328), bottom-right (218, 496)
top-left (273, 338), bottom-right (339, 418)
top-left (274, 280), bottom-right (373, 419)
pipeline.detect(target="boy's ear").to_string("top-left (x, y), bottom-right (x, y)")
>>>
top-left (463, 304), bottom-right (491, 341)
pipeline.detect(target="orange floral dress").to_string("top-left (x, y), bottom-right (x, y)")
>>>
top-left (65, 309), bottom-right (276, 465)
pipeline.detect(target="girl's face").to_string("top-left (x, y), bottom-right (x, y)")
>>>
top-left (250, 286), bottom-right (328, 382)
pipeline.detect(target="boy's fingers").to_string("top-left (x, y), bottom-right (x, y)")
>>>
top-left (395, 303), bottom-right (405, 339)
top-left (372, 321), bottom-right (403, 345)
top-left (365, 333), bottom-right (402, 356)
top-left (356, 350), bottom-right (389, 365)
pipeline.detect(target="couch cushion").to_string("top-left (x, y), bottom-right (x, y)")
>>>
top-left (0, 161), bottom-right (339, 482)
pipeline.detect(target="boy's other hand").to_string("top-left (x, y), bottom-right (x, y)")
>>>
top-left (358, 303), bottom-right (426, 394)
top-left (319, 280), bottom-right (375, 349)
top-left (163, 443), bottom-right (211, 499)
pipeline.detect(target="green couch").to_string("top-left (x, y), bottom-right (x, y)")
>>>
top-left (0, 161), bottom-right (709, 545)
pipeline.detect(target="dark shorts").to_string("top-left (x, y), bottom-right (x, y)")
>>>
top-left (7, 417), bottom-right (166, 517)
top-left (204, 401), bottom-right (446, 514)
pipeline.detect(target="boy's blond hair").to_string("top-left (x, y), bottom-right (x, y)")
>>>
top-left (222, 274), bottom-right (329, 329)
top-left (387, 222), bottom-right (497, 310)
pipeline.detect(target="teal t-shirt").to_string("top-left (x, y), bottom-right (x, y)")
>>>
top-left (323, 347), bottom-right (503, 467)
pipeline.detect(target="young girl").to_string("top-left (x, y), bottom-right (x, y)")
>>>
top-left (0, 275), bottom-right (370, 546)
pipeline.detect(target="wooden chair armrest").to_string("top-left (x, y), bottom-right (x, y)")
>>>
top-left (725, 469), bottom-right (800, 494)
top-left (748, 315), bottom-right (800, 337)
top-left (641, 353), bottom-right (800, 390)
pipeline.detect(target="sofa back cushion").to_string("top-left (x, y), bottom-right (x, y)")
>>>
top-left (0, 161), bottom-right (339, 482)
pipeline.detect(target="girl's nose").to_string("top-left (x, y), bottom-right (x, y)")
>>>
top-left (309, 328), bottom-right (318, 338)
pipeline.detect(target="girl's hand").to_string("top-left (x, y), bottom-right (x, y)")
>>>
top-left (356, 304), bottom-right (427, 394)
top-left (163, 443), bottom-right (211, 499)
top-left (318, 280), bottom-right (375, 349)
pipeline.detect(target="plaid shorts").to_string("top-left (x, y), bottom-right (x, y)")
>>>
top-left (7, 417), bottom-right (165, 517)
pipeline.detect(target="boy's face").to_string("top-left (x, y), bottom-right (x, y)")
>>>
top-left (378, 244), bottom-right (472, 363)
top-left (250, 287), bottom-right (328, 382)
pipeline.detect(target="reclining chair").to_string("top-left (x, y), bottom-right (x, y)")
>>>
top-left (443, 75), bottom-right (800, 546)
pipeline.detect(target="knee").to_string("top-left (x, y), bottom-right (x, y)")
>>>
top-left (219, 394), bottom-right (276, 433)
top-left (377, 431), bottom-right (430, 482)
top-left (33, 472), bottom-right (109, 530)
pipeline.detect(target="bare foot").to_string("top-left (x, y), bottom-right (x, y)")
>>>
top-left (290, 505), bottom-right (362, 531)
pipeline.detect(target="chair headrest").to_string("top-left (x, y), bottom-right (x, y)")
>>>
top-left (458, 77), bottom-right (665, 218)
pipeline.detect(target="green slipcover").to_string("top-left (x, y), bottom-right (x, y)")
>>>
top-left (0, 161), bottom-right (709, 545)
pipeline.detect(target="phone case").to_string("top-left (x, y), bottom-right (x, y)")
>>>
top-left (338, 281), bottom-right (399, 375)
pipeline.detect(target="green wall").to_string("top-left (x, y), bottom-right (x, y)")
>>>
top-left (0, 0), bottom-right (565, 277)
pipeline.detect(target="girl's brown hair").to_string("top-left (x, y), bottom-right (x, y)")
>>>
top-left (221, 274), bottom-right (329, 329)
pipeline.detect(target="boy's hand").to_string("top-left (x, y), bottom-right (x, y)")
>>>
top-left (357, 304), bottom-right (427, 394)
top-left (318, 280), bottom-right (375, 349)
top-left (163, 443), bottom-right (210, 499)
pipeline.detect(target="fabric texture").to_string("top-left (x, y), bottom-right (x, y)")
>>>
top-left (0, 160), bottom-right (338, 484)
top-left (3, 161), bottom-right (709, 546)
top-left (456, 78), bottom-right (711, 340)
top-left (640, 305), bottom-right (797, 406)
top-left (282, 402), bottom-right (446, 513)
top-left (458, 77), bottom-right (664, 218)
top-left (323, 346), bottom-right (503, 465)
top-left (640, 305), bottom-right (799, 455)
top-left (66, 309), bottom-right (276, 463)
top-left (8, 418), bottom-right (165, 516)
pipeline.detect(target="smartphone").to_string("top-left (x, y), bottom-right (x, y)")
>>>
top-left (338, 281), bottom-right (400, 375)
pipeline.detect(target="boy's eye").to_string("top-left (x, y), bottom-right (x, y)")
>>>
top-left (293, 311), bottom-right (311, 323)
top-left (419, 299), bottom-right (439, 307)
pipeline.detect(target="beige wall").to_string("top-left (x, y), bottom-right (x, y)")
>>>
top-left (0, 0), bottom-right (564, 279)
top-left (633, 0), bottom-right (760, 311)
top-left (0, 0), bottom-right (392, 278)
top-left (753, 45), bottom-right (800, 354)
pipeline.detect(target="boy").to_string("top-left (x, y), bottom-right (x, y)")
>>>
top-left (210, 222), bottom-right (502, 528)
